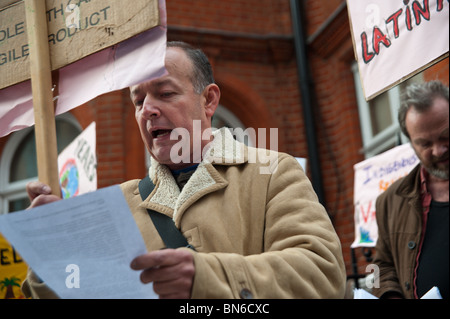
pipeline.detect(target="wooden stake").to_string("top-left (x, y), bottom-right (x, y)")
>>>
top-left (25, 0), bottom-right (61, 198)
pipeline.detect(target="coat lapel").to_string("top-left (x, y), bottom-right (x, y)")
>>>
top-left (142, 128), bottom-right (247, 225)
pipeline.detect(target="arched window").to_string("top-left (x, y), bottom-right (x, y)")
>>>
top-left (213, 104), bottom-right (254, 146)
top-left (0, 114), bottom-right (82, 214)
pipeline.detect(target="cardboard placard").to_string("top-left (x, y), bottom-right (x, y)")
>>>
top-left (0, 0), bottom-right (160, 90)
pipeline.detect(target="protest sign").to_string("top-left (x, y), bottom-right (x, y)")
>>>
top-left (0, 0), bottom-right (161, 90)
top-left (0, 123), bottom-right (97, 299)
top-left (347, 0), bottom-right (449, 100)
top-left (352, 143), bottom-right (418, 248)
top-left (0, 0), bottom-right (167, 194)
top-left (58, 122), bottom-right (96, 199)
top-left (0, 233), bottom-right (28, 299)
top-left (0, 0), bottom-right (167, 138)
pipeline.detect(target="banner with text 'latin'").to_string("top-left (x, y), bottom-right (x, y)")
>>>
top-left (347, 0), bottom-right (449, 100)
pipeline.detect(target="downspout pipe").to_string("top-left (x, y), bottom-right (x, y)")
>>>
top-left (290, 0), bottom-right (326, 206)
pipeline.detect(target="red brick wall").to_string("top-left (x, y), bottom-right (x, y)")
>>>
top-left (166, 0), bottom-right (292, 35)
top-left (69, 90), bottom-right (146, 187)
top-left (425, 59), bottom-right (449, 84)
top-left (304, 0), bottom-right (347, 36)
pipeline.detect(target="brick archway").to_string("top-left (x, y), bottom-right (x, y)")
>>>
top-left (216, 73), bottom-right (285, 151)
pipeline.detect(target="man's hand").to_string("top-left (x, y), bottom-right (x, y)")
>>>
top-left (26, 181), bottom-right (61, 208)
top-left (130, 249), bottom-right (195, 299)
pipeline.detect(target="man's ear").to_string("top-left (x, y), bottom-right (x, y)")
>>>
top-left (203, 84), bottom-right (220, 118)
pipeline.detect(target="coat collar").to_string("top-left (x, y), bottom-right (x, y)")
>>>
top-left (396, 164), bottom-right (425, 213)
top-left (396, 164), bottom-right (422, 198)
top-left (140, 128), bottom-right (247, 224)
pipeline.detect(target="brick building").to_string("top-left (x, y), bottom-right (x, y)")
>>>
top-left (0, 0), bottom-right (448, 295)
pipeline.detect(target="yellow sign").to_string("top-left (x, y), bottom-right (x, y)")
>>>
top-left (0, 233), bottom-right (28, 299)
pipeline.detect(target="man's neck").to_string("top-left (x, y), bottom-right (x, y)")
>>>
top-left (427, 174), bottom-right (449, 202)
top-left (165, 128), bottom-right (215, 171)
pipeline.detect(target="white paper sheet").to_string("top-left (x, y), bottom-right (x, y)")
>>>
top-left (420, 286), bottom-right (442, 299)
top-left (353, 288), bottom-right (379, 299)
top-left (0, 185), bottom-right (156, 299)
top-left (353, 286), bottom-right (443, 299)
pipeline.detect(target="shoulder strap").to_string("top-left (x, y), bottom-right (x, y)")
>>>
top-left (138, 176), bottom-right (194, 250)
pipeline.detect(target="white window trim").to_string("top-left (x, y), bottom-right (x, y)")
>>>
top-left (214, 104), bottom-right (254, 147)
top-left (0, 127), bottom-right (35, 215)
top-left (352, 63), bottom-right (410, 158)
top-left (0, 113), bottom-right (81, 215)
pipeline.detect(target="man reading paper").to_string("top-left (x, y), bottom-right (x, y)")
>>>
top-left (23, 42), bottom-right (346, 299)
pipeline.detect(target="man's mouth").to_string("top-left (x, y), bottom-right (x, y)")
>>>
top-left (152, 129), bottom-right (172, 138)
top-left (433, 153), bottom-right (449, 165)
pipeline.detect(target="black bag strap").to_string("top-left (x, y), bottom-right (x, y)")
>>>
top-left (138, 175), bottom-right (194, 250)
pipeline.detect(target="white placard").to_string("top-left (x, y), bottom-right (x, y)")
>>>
top-left (352, 143), bottom-right (418, 248)
top-left (58, 122), bottom-right (97, 199)
top-left (347, 0), bottom-right (449, 100)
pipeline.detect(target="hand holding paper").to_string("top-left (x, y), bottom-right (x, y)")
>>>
top-left (131, 249), bottom-right (195, 299)
top-left (26, 181), bottom-right (61, 208)
top-left (0, 185), bottom-right (156, 299)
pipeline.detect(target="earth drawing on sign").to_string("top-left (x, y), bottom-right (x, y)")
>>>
top-left (59, 158), bottom-right (79, 199)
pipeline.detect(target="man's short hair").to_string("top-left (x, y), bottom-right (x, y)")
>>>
top-left (398, 80), bottom-right (449, 139)
top-left (167, 41), bottom-right (215, 94)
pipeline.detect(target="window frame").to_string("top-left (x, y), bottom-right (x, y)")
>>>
top-left (0, 113), bottom-right (81, 215)
top-left (214, 104), bottom-right (254, 147)
top-left (352, 63), bottom-right (419, 158)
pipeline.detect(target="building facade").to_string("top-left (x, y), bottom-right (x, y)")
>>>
top-left (0, 0), bottom-right (448, 295)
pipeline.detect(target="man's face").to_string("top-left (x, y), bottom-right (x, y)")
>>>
top-left (406, 97), bottom-right (449, 180)
top-left (130, 47), bottom-right (218, 170)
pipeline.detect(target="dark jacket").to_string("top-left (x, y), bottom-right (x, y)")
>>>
top-left (373, 164), bottom-right (425, 299)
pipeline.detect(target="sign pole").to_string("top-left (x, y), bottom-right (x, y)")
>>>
top-left (24, 0), bottom-right (61, 197)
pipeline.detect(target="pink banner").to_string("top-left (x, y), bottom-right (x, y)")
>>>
top-left (0, 0), bottom-right (167, 137)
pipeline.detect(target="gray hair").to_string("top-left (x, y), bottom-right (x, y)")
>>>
top-left (398, 80), bottom-right (449, 139)
top-left (167, 41), bottom-right (215, 94)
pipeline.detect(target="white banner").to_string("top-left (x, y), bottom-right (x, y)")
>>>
top-left (347, 0), bottom-right (449, 100)
top-left (352, 143), bottom-right (418, 248)
top-left (58, 122), bottom-right (96, 199)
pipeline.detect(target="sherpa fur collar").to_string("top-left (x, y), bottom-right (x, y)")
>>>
top-left (146, 127), bottom-right (246, 219)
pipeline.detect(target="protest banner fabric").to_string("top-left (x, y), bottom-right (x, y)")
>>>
top-left (0, 0), bottom-right (167, 137)
top-left (347, 0), bottom-right (449, 100)
top-left (352, 143), bottom-right (418, 248)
